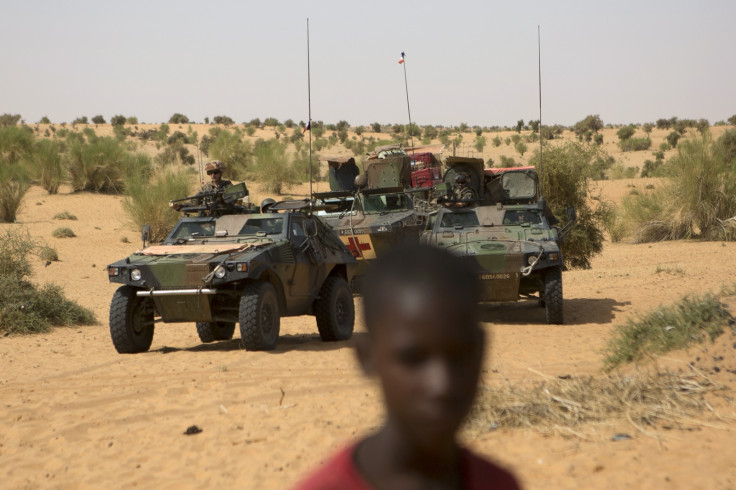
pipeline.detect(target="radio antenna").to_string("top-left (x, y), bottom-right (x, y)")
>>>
top-left (537, 25), bottom-right (544, 194)
top-left (399, 51), bottom-right (414, 154)
top-left (307, 18), bottom-right (313, 205)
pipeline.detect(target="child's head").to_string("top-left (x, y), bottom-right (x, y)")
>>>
top-left (358, 245), bottom-right (484, 450)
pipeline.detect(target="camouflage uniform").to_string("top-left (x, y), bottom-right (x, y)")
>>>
top-left (454, 185), bottom-right (477, 202)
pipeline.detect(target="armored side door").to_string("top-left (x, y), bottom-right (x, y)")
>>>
top-left (287, 215), bottom-right (322, 299)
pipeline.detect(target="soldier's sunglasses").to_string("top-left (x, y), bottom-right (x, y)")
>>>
top-left (207, 170), bottom-right (221, 175)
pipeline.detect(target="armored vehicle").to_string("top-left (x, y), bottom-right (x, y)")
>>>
top-left (315, 153), bottom-right (426, 284)
top-left (422, 158), bottom-right (575, 324)
top-left (107, 193), bottom-right (357, 353)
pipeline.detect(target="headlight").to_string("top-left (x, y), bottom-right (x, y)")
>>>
top-left (236, 263), bottom-right (248, 272)
top-left (214, 266), bottom-right (227, 279)
top-left (548, 252), bottom-right (559, 261)
top-left (108, 267), bottom-right (119, 277)
top-left (130, 269), bottom-right (142, 281)
top-left (527, 256), bottom-right (537, 266)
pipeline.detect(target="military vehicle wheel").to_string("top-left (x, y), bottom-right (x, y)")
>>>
top-left (109, 285), bottom-right (154, 353)
top-left (544, 267), bottom-right (563, 324)
top-left (315, 276), bottom-right (355, 341)
top-left (239, 282), bottom-right (280, 351)
top-left (196, 322), bottom-right (235, 343)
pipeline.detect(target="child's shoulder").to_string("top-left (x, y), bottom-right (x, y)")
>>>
top-left (462, 448), bottom-right (521, 490)
top-left (293, 443), bottom-right (371, 490)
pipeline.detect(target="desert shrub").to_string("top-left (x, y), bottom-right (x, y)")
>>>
top-left (252, 139), bottom-right (300, 194)
top-left (213, 115), bottom-right (234, 126)
top-left (498, 155), bottom-right (516, 167)
top-left (573, 114), bottom-right (603, 138)
top-left (122, 168), bottom-right (191, 242)
top-left (110, 115), bottom-right (126, 126)
top-left (618, 137), bottom-right (651, 152)
top-left (0, 126), bottom-right (34, 221)
top-left (126, 116), bottom-right (138, 124)
top-left (666, 131), bottom-right (680, 148)
top-left (66, 137), bottom-right (149, 193)
top-left (371, 122), bottom-right (382, 133)
top-left (529, 142), bottom-right (608, 269)
top-left (616, 125), bottom-right (635, 141)
top-left (603, 292), bottom-right (733, 369)
top-left (593, 133), bottom-right (603, 145)
top-left (263, 117), bottom-right (279, 127)
top-left (621, 133), bottom-right (736, 242)
top-left (0, 227), bottom-right (36, 280)
top-left (474, 135), bottom-right (486, 153)
top-left (91, 115), bottom-right (105, 124)
top-left (0, 167), bottom-right (29, 222)
top-left (169, 113), bottom-right (189, 124)
top-left (38, 245), bottom-right (59, 262)
top-left (607, 162), bottom-right (638, 179)
top-left (492, 136), bottom-right (502, 147)
top-left (53, 211), bottom-right (77, 220)
top-left (208, 129), bottom-right (252, 179)
top-left (716, 128), bottom-right (736, 163)
top-left (640, 159), bottom-right (664, 178)
top-left (72, 116), bottom-right (88, 125)
top-left (514, 141), bottom-right (527, 156)
top-left (0, 276), bottom-right (96, 335)
top-left (30, 139), bottom-right (63, 194)
top-left (0, 113), bottom-right (22, 126)
top-left (52, 227), bottom-right (76, 238)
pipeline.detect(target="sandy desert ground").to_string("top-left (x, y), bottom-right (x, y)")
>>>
top-left (1, 175), bottom-right (735, 489)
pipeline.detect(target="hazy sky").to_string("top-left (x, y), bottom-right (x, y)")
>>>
top-left (1, 1), bottom-right (734, 127)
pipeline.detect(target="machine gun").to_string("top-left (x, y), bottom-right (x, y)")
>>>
top-left (169, 183), bottom-right (254, 217)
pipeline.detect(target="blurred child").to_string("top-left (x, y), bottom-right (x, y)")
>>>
top-left (296, 245), bottom-right (520, 489)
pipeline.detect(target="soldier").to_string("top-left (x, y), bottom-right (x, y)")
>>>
top-left (172, 161), bottom-right (238, 211)
top-left (201, 160), bottom-right (232, 193)
top-left (449, 173), bottom-right (477, 207)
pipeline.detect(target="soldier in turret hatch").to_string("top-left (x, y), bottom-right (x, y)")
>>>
top-left (449, 173), bottom-right (477, 207)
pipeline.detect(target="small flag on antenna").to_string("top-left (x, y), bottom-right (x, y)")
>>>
top-left (398, 52), bottom-right (405, 64)
top-left (303, 121), bottom-right (311, 134)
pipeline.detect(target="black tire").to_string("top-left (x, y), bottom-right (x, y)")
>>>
top-left (315, 276), bottom-right (355, 341)
top-left (109, 285), bottom-right (155, 353)
top-left (543, 267), bottom-right (564, 324)
top-left (239, 282), bottom-right (280, 351)
top-left (196, 321), bottom-right (235, 343)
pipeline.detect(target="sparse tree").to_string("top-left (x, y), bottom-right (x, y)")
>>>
top-left (642, 123), bottom-right (654, 135)
top-left (169, 113), bottom-right (189, 124)
top-left (515, 119), bottom-right (524, 133)
top-left (335, 120), bottom-right (350, 132)
top-left (38, 116), bottom-right (51, 124)
top-left (728, 115), bottom-right (736, 126)
top-left (213, 115), bottom-right (235, 126)
top-left (72, 116), bottom-right (88, 125)
top-left (666, 131), bottom-right (681, 148)
top-left (474, 135), bottom-right (486, 153)
top-left (110, 115), bottom-right (126, 126)
top-left (126, 116), bottom-right (138, 124)
top-left (0, 114), bottom-right (22, 126)
top-left (696, 118), bottom-right (710, 134)
top-left (528, 120), bottom-right (540, 133)
top-left (515, 141), bottom-right (528, 156)
top-left (263, 117), bottom-right (279, 127)
top-left (458, 122), bottom-right (469, 132)
top-left (91, 115), bottom-right (105, 124)
top-left (371, 122), bottom-right (382, 133)
top-left (573, 115), bottom-right (603, 137)
top-left (616, 125), bottom-right (636, 141)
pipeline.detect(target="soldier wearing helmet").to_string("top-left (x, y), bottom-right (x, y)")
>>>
top-left (450, 173), bottom-right (477, 207)
top-left (202, 160), bottom-right (232, 193)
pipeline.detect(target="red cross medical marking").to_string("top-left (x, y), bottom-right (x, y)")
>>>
top-left (347, 236), bottom-right (371, 258)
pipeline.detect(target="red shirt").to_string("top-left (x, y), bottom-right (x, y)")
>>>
top-left (295, 443), bottom-right (520, 490)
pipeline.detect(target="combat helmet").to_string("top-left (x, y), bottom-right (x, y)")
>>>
top-left (205, 160), bottom-right (226, 173)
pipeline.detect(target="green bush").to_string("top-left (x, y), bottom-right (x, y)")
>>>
top-left (169, 113), bottom-right (189, 124)
top-left (53, 211), bottom-right (77, 220)
top-left (514, 141), bottom-right (527, 156)
top-left (32, 139), bottom-right (64, 194)
top-left (39, 245), bottom-right (59, 262)
top-left (603, 292), bottom-right (733, 369)
top-left (213, 115), bottom-right (234, 126)
top-left (607, 162), bottom-right (638, 179)
top-left (91, 115), bottom-right (105, 124)
top-left (616, 125), bottom-right (635, 141)
top-left (110, 115), bottom-right (126, 126)
top-left (0, 113), bottom-right (22, 126)
top-left (618, 137), bottom-right (651, 152)
top-left (666, 131), bottom-right (680, 148)
top-left (52, 227), bottom-right (76, 238)
top-left (72, 116), bottom-right (89, 125)
top-left (122, 168), bottom-right (192, 242)
top-left (529, 142), bottom-right (608, 269)
top-left (66, 137), bottom-right (150, 193)
top-left (208, 129), bottom-right (252, 179)
top-left (252, 139), bottom-right (300, 194)
top-left (498, 155), bottom-right (516, 167)
top-left (622, 133), bottom-right (736, 242)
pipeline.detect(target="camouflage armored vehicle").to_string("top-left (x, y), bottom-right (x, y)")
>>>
top-left (107, 190), bottom-right (357, 353)
top-left (314, 153), bottom-right (426, 284)
top-left (422, 158), bottom-right (575, 324)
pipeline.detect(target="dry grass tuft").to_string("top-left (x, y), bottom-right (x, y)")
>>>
top-left (468, 370), bottom-right (723, 437)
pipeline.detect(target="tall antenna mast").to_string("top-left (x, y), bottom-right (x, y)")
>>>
top-left (399, 52), bottom-right (414, 153)
top-left (537, 25), bottom-right (543, 194)
top-left (307, 18), bottom-right (313, 201)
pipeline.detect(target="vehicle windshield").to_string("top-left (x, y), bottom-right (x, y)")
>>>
top-left (361, 193), bottom-right (411, 214)
top-left (170, 220), bottom-right (216, 239)
top-left (503, 209), bottom-right (542, 225)
top-left (440, 211), bottom-right (479, 228)
top-left (237, 217), bottom-right (284, 236)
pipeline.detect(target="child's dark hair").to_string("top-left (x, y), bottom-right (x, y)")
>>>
top-left (362, 244), bottom-right (479, 330)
